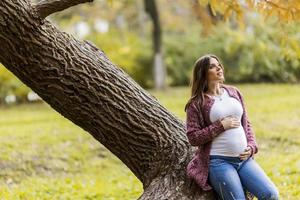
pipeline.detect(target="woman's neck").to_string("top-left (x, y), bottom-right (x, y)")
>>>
top-left (206, 82), bottom-right (223, 96)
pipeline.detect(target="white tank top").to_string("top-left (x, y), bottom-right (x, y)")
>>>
top-left (209, 88), bottom-right (248, 156)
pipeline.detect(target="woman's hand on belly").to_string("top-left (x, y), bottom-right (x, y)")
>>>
top-left (239, 146), bottom-right (252, 160)
top-left (220, 116), bottom-right (241, 130)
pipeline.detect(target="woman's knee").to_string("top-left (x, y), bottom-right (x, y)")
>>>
top-left (259, 187), bottom-right (279, 200)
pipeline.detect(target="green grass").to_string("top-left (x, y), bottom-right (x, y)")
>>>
top-left (0, 83), bottom-right (300, 199)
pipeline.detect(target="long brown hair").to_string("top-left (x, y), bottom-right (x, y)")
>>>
top-left (184, 54), bottom-right (225, 112)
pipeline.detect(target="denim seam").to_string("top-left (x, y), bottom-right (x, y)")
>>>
top-left (219, 183), bottom-right (225, 200)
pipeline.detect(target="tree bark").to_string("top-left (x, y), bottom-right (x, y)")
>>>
top-left (34, 0), bottom-right (93, 19)
top-left (0, 1), bottom-right (215, 199)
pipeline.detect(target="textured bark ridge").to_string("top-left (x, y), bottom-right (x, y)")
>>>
top-left (0, 1), bottom-right (215, 199)
top-left (34, 0), bottom-right (94, 19)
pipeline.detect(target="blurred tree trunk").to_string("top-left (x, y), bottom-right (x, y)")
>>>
top-left (0, 0), bottom-right (215, 199)
top-left (144, 0), bottom-right (166, 90)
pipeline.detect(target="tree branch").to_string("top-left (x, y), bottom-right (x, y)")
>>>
top-left (34, 0), bottom-right (94, 19)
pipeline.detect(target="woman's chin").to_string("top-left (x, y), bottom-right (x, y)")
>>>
top-left (211, 77), bottom-right (224, 83)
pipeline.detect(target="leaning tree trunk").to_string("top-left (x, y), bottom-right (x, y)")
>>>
top-left (0, 1), bottom-right (215, 199)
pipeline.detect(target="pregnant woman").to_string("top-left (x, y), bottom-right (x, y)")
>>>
top-left (184, 54), bottom-right (279, 200)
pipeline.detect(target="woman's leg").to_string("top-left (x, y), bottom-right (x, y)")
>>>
top-left (209, 158), bottom-right (246, 200)
top-left (238, 157), bottom-right (279, 200)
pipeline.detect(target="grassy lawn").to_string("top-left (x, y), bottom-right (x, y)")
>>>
top-left (0, 83), bottom-right (299, 199)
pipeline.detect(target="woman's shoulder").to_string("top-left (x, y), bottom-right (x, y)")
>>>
top-left (222, 84), bottom-right (241, 94)
top-left (222, 84), bottom-right (245, 103)
top-left (186, 96), bottom-right (199, 111)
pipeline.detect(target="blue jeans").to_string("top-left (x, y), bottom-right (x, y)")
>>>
top-left (208, 155), bottom-right (279, 200)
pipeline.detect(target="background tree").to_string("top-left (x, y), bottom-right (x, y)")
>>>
top-left (144, 0), bottom-right (166, 90)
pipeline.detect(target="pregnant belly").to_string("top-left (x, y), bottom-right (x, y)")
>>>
top-left (210, 126), bottom-right (248, 156)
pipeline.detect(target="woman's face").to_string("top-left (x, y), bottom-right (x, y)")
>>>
top-left (207, 57), bottom-right (224, 83)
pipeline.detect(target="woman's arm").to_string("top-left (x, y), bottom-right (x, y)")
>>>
top-left (185, 101), bottom-right (225, 146)
top-left (235, 88), bottom-right (258, 156)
